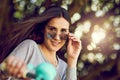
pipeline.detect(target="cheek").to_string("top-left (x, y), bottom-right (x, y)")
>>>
top-left (60, 40), bottom-right (66, 47)
top-left (43, 33), bottom-right (50, 43)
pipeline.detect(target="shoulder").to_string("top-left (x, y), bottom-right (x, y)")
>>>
top-left (11, 39), bottom-right (38, 53)
top-left (19, 39), bottom-right (38, 48)
top-left (10, 39), bottom-right (39, 62)
top-left (21, 39), bottom-right (37, 45)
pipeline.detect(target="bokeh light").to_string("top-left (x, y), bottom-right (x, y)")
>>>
top-left (91, 26), bottom-right (106, 44)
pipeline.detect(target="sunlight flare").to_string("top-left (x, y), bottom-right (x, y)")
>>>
top-left (91, 27), bottom-right (106, 44)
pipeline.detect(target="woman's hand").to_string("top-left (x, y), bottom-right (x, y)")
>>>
top-left (4, 56), bottom-right (28, 78)
top-left (67, 33), bottom-right (82, 68)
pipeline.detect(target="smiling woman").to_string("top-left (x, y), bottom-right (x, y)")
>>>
top-left (42, 17), bottom-right (69, 51)
top-left (0, 5), bottom-right (82, 80)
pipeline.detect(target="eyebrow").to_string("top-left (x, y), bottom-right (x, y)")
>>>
top-left (47, 25), bottom-right (69, 30)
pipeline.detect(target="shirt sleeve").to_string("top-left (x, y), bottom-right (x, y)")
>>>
top-left (58, 58), bottom-right (77, 80)
top-left (9, 39), bottom-right (37, 63)
top-left (66, 67), bottom-right (77, 80)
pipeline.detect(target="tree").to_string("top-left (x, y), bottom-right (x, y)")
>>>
top-left (0, 0), bottom-right (120, 80)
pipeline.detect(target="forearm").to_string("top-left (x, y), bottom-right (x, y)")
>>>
top-left (66, 66), bottom-right (77, 80)
top-left (67, 58), bottom-right (77, 68)
top-left (66, 56), bottom-right (78, 80)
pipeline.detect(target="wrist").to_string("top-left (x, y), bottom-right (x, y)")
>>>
top-left (67, 59), bottom-right (77, 68)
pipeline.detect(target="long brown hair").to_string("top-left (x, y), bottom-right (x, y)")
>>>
top-left (0, 5), bottom-right (71, 63)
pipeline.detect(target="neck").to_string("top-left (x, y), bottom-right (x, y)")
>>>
top-left (39, 44), bottom-right (58, 67)
top-left (40, 44), bottom-right (56, 57)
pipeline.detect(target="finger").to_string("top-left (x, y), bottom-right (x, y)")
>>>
top-left (18, 62), bottom-right (27, 78)
top-left (9, 58), bottom-right (19, 75)
top-left (6, 56), bottom-right (16, 72)
top-left (68, 33), bottom-right (80, 41)
top-left (12, 60), bottom-right (24, 77)
top-left (69, 36), bottom-right (81, 44)
top-left (68, 33), bottom-right (74, 37)
top-left (68, 33), bottom-right (75, 42)
top-left (6, 56), bottom-right (15, 66)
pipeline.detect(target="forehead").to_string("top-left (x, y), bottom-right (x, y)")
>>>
top-left (47, 17), bottom-right (70, 29)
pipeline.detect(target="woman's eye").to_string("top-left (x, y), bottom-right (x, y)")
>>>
top-left (49, 27), bottom-right (56, 31)
top-left (61, 29), bottom-right (67, 33)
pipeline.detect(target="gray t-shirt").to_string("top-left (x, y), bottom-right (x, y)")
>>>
top-left (2, 39), bottom-right (77, 80)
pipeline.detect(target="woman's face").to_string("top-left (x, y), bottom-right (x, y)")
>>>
top-left (43, 17), bottom-right (69, 52)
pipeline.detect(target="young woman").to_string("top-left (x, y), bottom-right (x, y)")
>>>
top-left (0, 5), bottom-right (82, 80)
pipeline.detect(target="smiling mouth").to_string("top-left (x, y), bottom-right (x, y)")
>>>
top-left (51, 41), bottom-right (60, 46)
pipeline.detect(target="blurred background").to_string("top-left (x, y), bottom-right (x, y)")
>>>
top-left (0, 0), bottom-right (120, 80)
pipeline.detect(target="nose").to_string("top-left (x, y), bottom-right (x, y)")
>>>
top-left (54, 32), bottom-right (61, 40)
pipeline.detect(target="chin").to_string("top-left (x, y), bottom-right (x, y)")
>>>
top-left (51, 47), bottom-right (60, 51)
